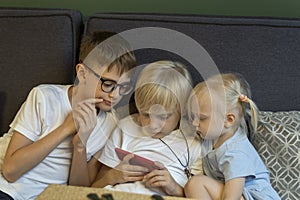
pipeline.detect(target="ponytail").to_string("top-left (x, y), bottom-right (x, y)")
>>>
top-left (239, 94), bottom-right (259, 132)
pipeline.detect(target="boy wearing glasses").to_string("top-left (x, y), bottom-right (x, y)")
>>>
top-left (0, 31), bottom-right (136, 200)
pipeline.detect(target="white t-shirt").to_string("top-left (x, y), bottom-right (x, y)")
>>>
top-left (0, 84), bottom-right (118, 200)
top-left (99, 114), bottom-right (203, 196)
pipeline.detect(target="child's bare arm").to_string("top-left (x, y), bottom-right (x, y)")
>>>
top-left (2, 114), bottom-right (76, 182)
top-left (69, 144), bottom-right (101, 186)
top-left (222, 177), bottom-right (245, 200)
top-left (68, 98), bottom-right (103, 186)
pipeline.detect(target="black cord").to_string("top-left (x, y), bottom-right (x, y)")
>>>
top-left (158, 130), bottom-right (191, 178)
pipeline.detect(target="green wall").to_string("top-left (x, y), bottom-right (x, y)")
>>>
top-left (1, 0), bottom-right (300, 21)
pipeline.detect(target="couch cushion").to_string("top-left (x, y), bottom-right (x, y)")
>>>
top-left (0, 8), bottom-right (82, 136)
top-left (250, 111), bottom-right (300, 200)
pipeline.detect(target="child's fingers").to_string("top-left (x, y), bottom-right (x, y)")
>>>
top-left (126, 164), bottom-right (149, 173)
top-left (78, 98), bottom-right (103, 111)
top-left (122, 154), bottom-right (134, 163)
top-left (118, 154), bottom-right (149, 172)
top-left (144, 163), bottom-right (167, 180)
top-left (81, 98), bottom-right (103, 106)
top-left (73, 106), bottom-right (92, 124)
top-left (75, 98), bottom-right (103, 120)
top-left (116, 166), bottom-right (148, 176)
top-left (74, 98), bottom-right (103, 113)
top-left (73, 99), bottom-right (102, 131)
top-left (78, 102), bottom-right (96, 116)
top-left (126, 175), bottom-right (145, 182)
top-left (145, 174), bottom-right (166, 187)
top-left (153, 161), bottom-right (164, 170)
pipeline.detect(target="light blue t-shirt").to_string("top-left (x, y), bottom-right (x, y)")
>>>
top-left (201, 128), bottom-right (280, 200)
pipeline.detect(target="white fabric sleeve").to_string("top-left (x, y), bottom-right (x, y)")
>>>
top-left (98, 126), bottom-right (123, 168)
top-left (9, 87), bottom-right (45, 141)
top-left (189, 139), bottom-right (204, 176)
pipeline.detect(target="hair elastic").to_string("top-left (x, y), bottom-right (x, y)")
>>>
top-left (239, 94), bottom-right (250, 103)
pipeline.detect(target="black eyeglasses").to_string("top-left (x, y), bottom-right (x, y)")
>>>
top-left (81, 62), bottom-right (133, 96)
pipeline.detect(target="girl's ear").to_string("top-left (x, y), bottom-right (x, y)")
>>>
top-left (76, 64), bottom-right (87, 84)
top-left (224, 113), bottom-right (236, 128)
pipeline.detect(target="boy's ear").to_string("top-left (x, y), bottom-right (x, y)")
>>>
top-left (76, 64), bottom-right (87, 83)
top-left (224, 113), bottom-right (236, 128)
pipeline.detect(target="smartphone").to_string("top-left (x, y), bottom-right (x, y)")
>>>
top-left (115, 147), bottom-right (160, 171)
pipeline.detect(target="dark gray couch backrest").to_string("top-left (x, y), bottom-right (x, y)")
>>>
top-left (85, 13), bottom-right (300, 112)
top-left (0, 8), bottom-right (82, 135)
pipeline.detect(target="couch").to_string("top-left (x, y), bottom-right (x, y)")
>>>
top-left (0, 8), bottom-right (299, 200)
top-left (0, 7), bottom-right (82, 136)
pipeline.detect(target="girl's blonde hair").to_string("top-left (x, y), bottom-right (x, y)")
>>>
top-left (192, 73), bottom-right (259, 132)
top-left (135, 61), bottom-right (193, 115)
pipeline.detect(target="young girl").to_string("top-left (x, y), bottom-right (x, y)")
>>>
top-left (184, 73), bottom-right (280, 200)
top-left (92, 61), bottom-right (203, 197)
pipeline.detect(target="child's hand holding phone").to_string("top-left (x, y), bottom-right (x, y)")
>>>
top-left (115, 148), bottom-right (160, 171)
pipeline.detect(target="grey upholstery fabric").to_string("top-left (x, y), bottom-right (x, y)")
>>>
top-left (85, 13), bottom-right (300, 112)
top-left (0, 8), bottom-right (82, 136)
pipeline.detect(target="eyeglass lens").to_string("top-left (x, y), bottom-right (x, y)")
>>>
top-left (101, 79), bottom-right (132, 95)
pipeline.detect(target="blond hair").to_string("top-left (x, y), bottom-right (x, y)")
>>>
top-left (191, 73), bottom-right (259, 132)
top-left (135, 61), bottom-right (193, 115)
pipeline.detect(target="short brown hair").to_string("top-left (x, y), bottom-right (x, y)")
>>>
top-left (79, 31), bottom-right (136, 75)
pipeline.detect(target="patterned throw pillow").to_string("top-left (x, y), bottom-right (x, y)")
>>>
top-left (250, 111), bottom-right (300, 200)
